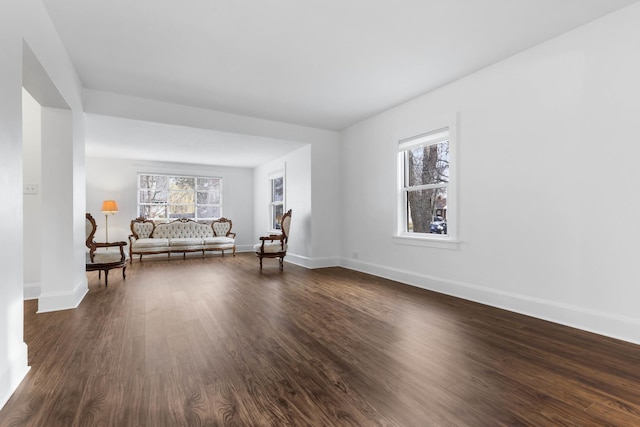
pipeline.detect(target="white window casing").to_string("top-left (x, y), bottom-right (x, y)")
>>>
top-left (268, 168), bottom-right (285, 232)
top-left (137, 173), bottom-right (222, 221)
top-left (395, 114), bottom-right (459, 249)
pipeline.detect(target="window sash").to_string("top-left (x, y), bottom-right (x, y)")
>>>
top-left (401, 143), bottom-right (450, 190)
top-left (399, 129), bottom-right (451, 237)
top-left (398, 127), bottom-right (449, 152)
top-left (269, 174), bottom-right (285, 230)
top-left (404, 183), bottom-right (448, 192)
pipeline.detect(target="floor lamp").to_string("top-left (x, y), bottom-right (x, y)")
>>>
top-left (101, 200), bottom-right (119, 243)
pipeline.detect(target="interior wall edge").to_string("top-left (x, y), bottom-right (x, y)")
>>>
top-left (23, 283), bottom-right (40, 300)
top-left (36, 277), bottom-right (88, 314)
top-left (0, 342), bottom-right (29, 410)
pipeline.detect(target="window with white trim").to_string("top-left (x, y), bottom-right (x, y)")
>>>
top-left (269, 173), bottom-right (285, 230)
top-left (398, 123), bottom-right (455, 239)
top-left (137, 174), bottom-right (222, 221)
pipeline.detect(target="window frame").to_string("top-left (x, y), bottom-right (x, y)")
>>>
top-left (137, 173), bottom-right (222, 222)
top-left (395, 115), bottom-right (458, 248)
top-left (269, 170), bottom-right (285, 232)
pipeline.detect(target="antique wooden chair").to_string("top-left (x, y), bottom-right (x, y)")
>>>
top-left (254, 209), bottom-right (292, 271)
top-left (86, 213), bottom-right (127, 286)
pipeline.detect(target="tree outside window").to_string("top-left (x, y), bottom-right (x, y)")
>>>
top-left (270, 175), bottom-right (284, 230)
top-left (400, 128), bottom-right (450, 236)
top-left (138, 174), bottom-right (221, 221)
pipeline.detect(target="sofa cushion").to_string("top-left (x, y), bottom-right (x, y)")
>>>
top-left (168, 238), bottom-right (204, 247)
top-left (90, 252), bottom-right (126, 264)
top-left (253, 242), bottom-right (288, 253)
top-left (203, 236), bottom-right (234, 245)
top-left (132, 238), bottom-right (169, 248)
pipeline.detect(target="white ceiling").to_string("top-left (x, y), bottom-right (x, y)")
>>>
top-left (84, 114), bottom-right (305, 168)
top-left (43, 0), bottom-right (638, 166)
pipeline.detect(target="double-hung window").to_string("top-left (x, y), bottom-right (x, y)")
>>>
top-left (138, 174), bottom-right (222, 221)
top-left (269, 173), bottom-right (285, 230)
top-left (398, 119), bottom-right (456, 240)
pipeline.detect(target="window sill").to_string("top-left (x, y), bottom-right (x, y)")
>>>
top-left (393, 234), bottom-right (460, 250)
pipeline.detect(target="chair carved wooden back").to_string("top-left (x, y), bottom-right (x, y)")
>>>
top-left (254, 209), bottom-right (292, 271)
top-left (86, 213), bottom-right (127, 286)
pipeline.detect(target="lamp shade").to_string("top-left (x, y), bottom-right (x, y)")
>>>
top-left (101, 200), bottom-right (119, 214)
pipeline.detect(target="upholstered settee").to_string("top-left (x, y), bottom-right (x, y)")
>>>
top-left (129, 217), bottom-right (236, 262)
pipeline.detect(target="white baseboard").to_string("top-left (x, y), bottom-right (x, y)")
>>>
top-left (37, 277), bottom-right (88, 313)
top-left (339, 257), bottom-right (640, 346)
top-left (23, 282), bottom-right (40, 300)
top-left (285, 253), bottom-right (339, 269)
top-left (0, 341), bottom-right (29, 411)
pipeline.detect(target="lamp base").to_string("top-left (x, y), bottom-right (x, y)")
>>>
top-left (104, 214), bottom-right (109, 244)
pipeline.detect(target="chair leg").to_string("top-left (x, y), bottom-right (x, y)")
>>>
top-left (122, 266), bottom-right (126, 280)
top-left (279, 257), bottom-right (283, 271)
top-left (104, 269), bottom-right (109, 287)
top-left (259, 257), bottom-right (263, 270)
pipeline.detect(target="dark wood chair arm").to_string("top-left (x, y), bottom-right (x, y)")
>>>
top-left (260, 234), bottom-right (283, 242)
top-left (259, 234), bottom-right (283, 241)
top-left (228, 232), bottom-right (237, 238)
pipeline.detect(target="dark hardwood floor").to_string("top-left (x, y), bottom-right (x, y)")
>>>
top-left (2, 253), bottom-right (640, 426)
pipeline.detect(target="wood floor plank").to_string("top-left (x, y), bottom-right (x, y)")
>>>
top-left (3, 253), bottom-right (640, 426)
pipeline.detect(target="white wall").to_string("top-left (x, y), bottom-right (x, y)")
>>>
top-left (86, 157), bottom-right (255, 252)
top-left (1, 0), bottom-right (85, 410)
top-left (254, 145), bottom-right (312, 263)
top-left (38, 107), bottom-right (88, 313)
top-left (0, 13), bottom-right (28, 410)
top-left (22, 89), bottom-right (42, 298)
top-left (84, 89), bottom-right (338, 147)
top-left (309, 138), bottom-right (341, 266)
top-left (340, 3), bottom-right (640, 344)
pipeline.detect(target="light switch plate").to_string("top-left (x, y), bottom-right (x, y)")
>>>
top-left (24, 184), bottom-right (38, 194)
